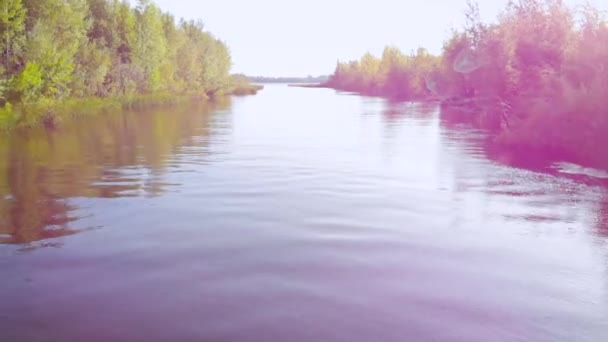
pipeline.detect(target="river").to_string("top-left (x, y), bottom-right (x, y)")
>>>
top-left (1, 85), bottom-right (607, 341)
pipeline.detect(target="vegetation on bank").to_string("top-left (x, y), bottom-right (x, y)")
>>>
top-left (0, 0), bottom-right (259, 129)
top-left (325, 0), bottom-right (608, 170)
top-left (229, 74), bottom-right (264, 96)
top-left (0, 93), bottom-right (219, 130)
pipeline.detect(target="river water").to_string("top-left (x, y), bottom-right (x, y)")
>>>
top-left (1, 85), bottom-right (607, 341)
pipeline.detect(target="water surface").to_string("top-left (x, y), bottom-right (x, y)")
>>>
top-left (1, 85), bottom-right (607, 341)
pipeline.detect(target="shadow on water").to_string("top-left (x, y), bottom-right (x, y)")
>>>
top-left (439, 104), bottom-right (608, 184)
top-left (438, 104), bottom-right (608, 236)
top-left (375, 99), bottom-right (608, 238)
top-left (381, 100), bottom-right (437, 122)
top-left (0, 98), bottom-right (232, 246)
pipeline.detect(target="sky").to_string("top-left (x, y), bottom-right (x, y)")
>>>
top-left (152, 0), bottom-right (608, 77)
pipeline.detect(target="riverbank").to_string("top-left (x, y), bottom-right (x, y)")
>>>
top-left (230, 84), bottom-right (265, 96)
top-left (438, 96), bottom-right (608, 172)
top-left (316, 82), bottom-right (608, 172)
top-left (320, 0), bottom-right (608, 172)
top-left (0, 0), bottom-right (252, 132)
top-left (0, 84), bottom-right (263, 131)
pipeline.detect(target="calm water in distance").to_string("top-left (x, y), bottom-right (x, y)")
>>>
top-left (1, 85), bottom-right (607, 341)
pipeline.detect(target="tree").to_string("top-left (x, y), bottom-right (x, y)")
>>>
top-left (0, 0), bottom-right (26, 97)
top-left (21, 0), bottom-right (89, 99)
top-left (1, 0), bottom-right (238, 104)
top-left (133, 0), bottom-right (167, 92)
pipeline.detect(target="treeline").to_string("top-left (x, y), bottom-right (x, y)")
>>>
top-left (326, 0), bottom-right (608, 169)
top-left (248, 75), bottom-right (330, 84)
top-left (326, 47), bottom-right (441, 99)
top-left (0, 0), bottom-right (246, 109)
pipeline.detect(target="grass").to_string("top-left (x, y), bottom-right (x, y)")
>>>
top-left (0, 85), bottom-right (263, 131)
top-left (228, 83), bottom-right (264, 96)
top-left (0, 94), bottom-right (186, 131)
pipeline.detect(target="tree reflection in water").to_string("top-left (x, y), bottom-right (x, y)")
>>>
top-left (0, 98), bottom-right (231, 246)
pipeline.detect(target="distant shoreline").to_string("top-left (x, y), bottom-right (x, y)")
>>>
top-left (287, 83), bottom-right (328, 88)
top-left (247, 76), bottom-right (330, 84)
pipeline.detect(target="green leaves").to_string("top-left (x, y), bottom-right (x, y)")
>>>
top-left (133, 0), bottom-right (166, 92)
top-left (12, 62), bottom-right (42, 102)
top-left (1, 0), bottom-right (236, 104)
top-left (329, 47), bottom-right (441, 99)
top-left (0, 0), bottom-right (26, 76)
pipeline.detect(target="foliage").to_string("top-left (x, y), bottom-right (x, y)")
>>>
top-left (0, 0), bottom-right (240, 107)
top-left (326, 0), bottom-right (608, 169)
top-left (228, 74), bottom-right (264, 96)
top-left (11, 61), bottom-right (41, 102)
top-left (327, 47), bottom-right (441, 100)
top-left (0, 0), bottom-right (26, 80)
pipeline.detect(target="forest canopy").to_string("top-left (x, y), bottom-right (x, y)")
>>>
top-left (0, 0), bottom-right (236, 106)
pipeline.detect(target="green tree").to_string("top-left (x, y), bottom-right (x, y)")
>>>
top-left (1, 0), bottom-right (240, 105)
top-left (107, 0), bottom-right (137, 95)
top-left (21, 0), bottom-right (89, 100)
top-left (200, 37), bottom-right (231, 95)
top-left (0, 0), bottom-right (25, 75)
top-left (11, 61), bottom-right (42, 102)
top-left (133, 0), bottom-right (167, 92)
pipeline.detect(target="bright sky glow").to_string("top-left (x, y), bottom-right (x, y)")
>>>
top-left (152, 0), bottom-right (608, 76)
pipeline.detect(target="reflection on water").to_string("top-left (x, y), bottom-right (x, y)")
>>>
top-left (0, 86), bottom-right (607, 342)
top-left (598, 199), bottom-right (608, 237)
top-left (439, 103), bottom-right (608, 238)
top-left (0, 99), bottom-right (231, 245)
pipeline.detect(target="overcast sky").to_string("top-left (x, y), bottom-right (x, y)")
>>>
top-left (152, 0), bottom-right (608, 77)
